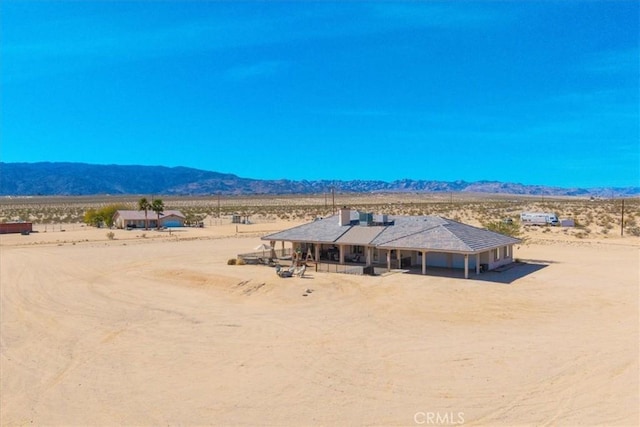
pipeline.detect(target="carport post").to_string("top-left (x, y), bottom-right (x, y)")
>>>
top-left (270, 241), bottom-right (276, 259)
top-left (464, 254), bottom-right (469, 279)
top-left (422, 251), bottom-right (427, 275)
top-left (476, 253), bottom-right (480, 274)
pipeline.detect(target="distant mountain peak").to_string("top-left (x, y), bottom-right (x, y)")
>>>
top-left (0, 162), bottom-right (637, 197)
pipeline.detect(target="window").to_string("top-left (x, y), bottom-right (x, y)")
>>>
top-left (493, 247), bottom-right (500, 260)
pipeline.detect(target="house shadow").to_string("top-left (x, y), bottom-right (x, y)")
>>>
top-left (471, 261), bottom-right (550, 284)
top-left (402, 260), bottom-right (551, 285)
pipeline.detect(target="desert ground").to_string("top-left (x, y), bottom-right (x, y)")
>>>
top-left (1, 195), bottom-right (638, 426)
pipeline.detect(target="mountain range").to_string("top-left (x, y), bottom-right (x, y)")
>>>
top-left (1, 162), bottom-right (637, 197)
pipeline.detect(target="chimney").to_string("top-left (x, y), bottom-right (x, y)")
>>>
top-left (339, 206), bottom-right (351, 226)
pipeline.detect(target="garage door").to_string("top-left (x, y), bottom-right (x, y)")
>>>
top-left (163, 220), bottom-right (182, 227)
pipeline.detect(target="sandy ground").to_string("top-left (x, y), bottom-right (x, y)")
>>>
top-left (1, 221), bottom-right (638, 426)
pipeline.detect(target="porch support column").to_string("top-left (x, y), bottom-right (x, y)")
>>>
top-left (365, 247), bottom-right (372, 266)
top-left (397, 250), bottom-right (402, 268)
top-left (270, 241), bottom-right (277, 259)
top-left (387, 250), bottom-right (391, 271)
top-left (281, 241), bottom-right (285, 257)
top-left (422, 251), bottom-right (427, 275)
top-left (475, 253), bottom-right (480, 274)
top-left (315, 245), bottom-right (320, 263)
top-left (339, 245), bottom-right (345, 265)
top-left (464, 254), bottom-right (469, 279)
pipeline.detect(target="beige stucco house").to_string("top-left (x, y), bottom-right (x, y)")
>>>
top-left (113, 210), bottom-right (186, 229)
top-left (261, 208), bottom-right (520, 278)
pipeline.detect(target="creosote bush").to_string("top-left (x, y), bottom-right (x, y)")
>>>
top-left (227, 258), bottom-right (237, 265)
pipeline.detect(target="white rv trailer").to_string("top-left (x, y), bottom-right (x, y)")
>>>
top-left (520, 212), bottom-right (559, 226)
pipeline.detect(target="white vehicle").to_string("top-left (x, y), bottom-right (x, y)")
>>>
top-left (520, 212), bottom-right (559, 226)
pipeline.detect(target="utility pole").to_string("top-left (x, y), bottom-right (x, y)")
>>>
top-left (621, 198), bottom-right (625, 237)
top-left (332, 186), bottom-right (335, 214)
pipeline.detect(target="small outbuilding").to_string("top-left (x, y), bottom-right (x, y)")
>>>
top-left (0, 222), bottom-right (33, 234)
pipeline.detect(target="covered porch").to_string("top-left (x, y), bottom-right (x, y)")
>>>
top-left (267, 239), bottom-right (516, 278)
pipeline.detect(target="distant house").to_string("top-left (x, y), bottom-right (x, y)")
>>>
top-left (113, 210), bottom-right (186, 229)
top-left (262, 208), bottom-right (520, 278)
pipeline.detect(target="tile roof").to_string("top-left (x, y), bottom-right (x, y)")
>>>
top-left (261, 215), bottom-right (350, 243)
top-left (263, 211), bottom-right (520, 254)
top-left (335, 225), bottom-right (386, 245)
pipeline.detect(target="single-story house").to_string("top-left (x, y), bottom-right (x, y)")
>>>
top-left (261, 208), bottom-right (520, 278)
top-left (113, 210), bottom-right (186, 229)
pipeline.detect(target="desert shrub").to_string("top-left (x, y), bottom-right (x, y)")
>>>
top-left (227, 258), bottom-right (237, 265)
top-left (626, 226), bottom-right (640, 237)
top-left (574, 231), bottom-right (589, 239)
top-left (236, 258), bottom-right (245, 265)
top-left (84, 208), bottom-right (103, 227)
top-left (482, 221), bottom-right (522, 238)
top-left (106, 231), bottom-right (115, 240)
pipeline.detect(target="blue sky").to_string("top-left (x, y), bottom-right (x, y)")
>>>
top-left (2, 1), bottom-right (638, 188)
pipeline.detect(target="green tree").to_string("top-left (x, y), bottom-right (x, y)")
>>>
top-left (138, 197), bottom-right (151, 230)
top-left (83, 208), bottom-right (104, 227)
top-left (184, 212), bottom-right (206, 227)
top-left (151, 199), bottom-right (164, 230)
top-left (483, 220), bottom-right (523, 239)
top-left (100, 204), bottom-right (125, 228)
top-left (83, 204), bottom-right (125, 228)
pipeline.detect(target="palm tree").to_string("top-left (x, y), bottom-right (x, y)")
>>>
top-left (151, 198), bottom-right (164, 230)
top-left (138, 197), bottom-right (151, 230)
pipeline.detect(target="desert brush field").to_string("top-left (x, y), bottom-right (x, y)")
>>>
top-left (1, 194), bottom-right (638, 426)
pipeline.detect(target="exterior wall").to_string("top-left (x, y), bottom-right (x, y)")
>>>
top-left (274, 240), bottom-right (516, 275)
top-left (116, 218), bottom-right (156, 229)
top-left (160, 215), bottom-right (185, 227)
top-left (487, 245), bottom-right (514, 270)
top-left (0, 222), bottom-right (33, 234)
top-left (417, 252), bottom-right (478, 269)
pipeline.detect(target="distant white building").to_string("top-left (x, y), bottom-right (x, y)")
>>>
top-left (262, 208), bottom-right (521, 279)
top-left (113, 210), bottom-right (185, 229)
